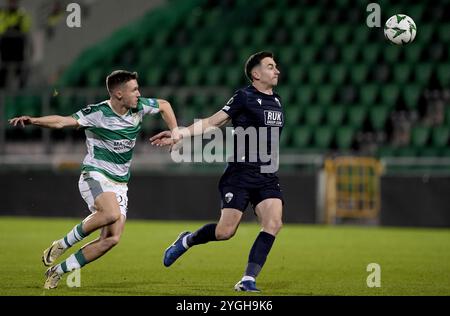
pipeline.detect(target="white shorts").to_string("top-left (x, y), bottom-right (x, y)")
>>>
top-left (78, 171), bottom-right (129, 217)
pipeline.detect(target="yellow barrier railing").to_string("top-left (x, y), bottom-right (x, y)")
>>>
top-left (324, 157), bottom-right (383, 224)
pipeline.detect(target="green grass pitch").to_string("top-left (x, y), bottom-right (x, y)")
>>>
top-left (0, 217), bottom-right (449, 296)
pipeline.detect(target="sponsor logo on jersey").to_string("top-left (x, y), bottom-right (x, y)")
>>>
top-left (264, 110), bottom-right (283, 126)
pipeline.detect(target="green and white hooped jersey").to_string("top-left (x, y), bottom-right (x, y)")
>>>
top-left (72, 97), bottom-right (160, 183)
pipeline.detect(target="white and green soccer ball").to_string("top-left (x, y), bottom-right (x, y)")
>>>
top-left (384, 14), bottom-right (417, 45)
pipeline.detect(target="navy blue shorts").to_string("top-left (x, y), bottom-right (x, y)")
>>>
top-left (218, 164), bottom-right (284, 212)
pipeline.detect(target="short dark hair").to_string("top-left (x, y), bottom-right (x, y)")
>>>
top-left (106, 70), bottom-right (138, 93)
top-left (244, 51), bottom-right (274, 82)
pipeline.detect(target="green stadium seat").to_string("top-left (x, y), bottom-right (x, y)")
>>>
top-left (361, 44), bottom-right (380, 63)
top-left (384, 45), bottom-right (402, 63)
top-left (410, 126), bottom-right (431, 148)
top-left (329, 64), bottom-right (347, 85)
top-left (205, 66), bottom-right (223, 86)
top-left (416, 24), bottom-right (434, 44)
top-left (253, 27), bottom-right (268, 46)
top-left (350, 64), bottom-right (369, 85)
top-left (347, 106), bottom-right (367, 129)
top-left (197, 48), bottom-right (215, 67)
top-left (185, 67), bottom-right (203, 86)
top-left (336, 126), bottom-right (355, 150)
top-left (304, 7), bottom-right (320, 26)
top-left (393, 63), bottom-right (412, 84)
top-left (312, 126), bottom-right (334, 150)
top-left (431, 126), bottom-right (449, 148)
top-left (438, 23), bottom-right (450, 43)
top-left (291, 26), bottom-right (308, 45)
top-left (380, 84), bottom-right (399, 107)
top-left (308, 64), bottom-right (327, 85)
top-left (404, 44), bottom-right (422, 64)
top-left (299, 46), bottom-right (317, 64)
top-left (437, 64), bottom-right (450, 87)
top-left (288, 65), bottom-right (307, 84)
top-left (311, 26), bottom-right (328, 45)
top-left (278, 47), bottom-right (296, 65)
top-left (304, 106), bottom-right (324, 126)
top-left (403, 84), bottom-right (422, 110)
top-left (231, 28), bottom-right (248, 47)
top-left (340, 46), bottom-right (359, 64)
top-left (284, 10), bottom-right (300, 28)
top-left (86, 67), bottom-right (104, 87)
top-left (144, 67), bottom-right (164, 86)
top-left (369, 105), bottom-right (389, 130)
top-left (353, 26), bottom-right (369, 44)
top-left (332, 25), bottom-right (351, 45)
top-left (317, 85), bottom-right (336, 106)
top-left (359, 84), bottom-right (379, 106)
top-left (415, 63), bottom-right (433, 85)
top-left (326, 105), bottom-right (345, 127)
top-left (286, 106), bottom-right (302, 126)
top-left (292, 126), bottom-right (312, 148)
top-left (224, 67), bottom-right (242, 88)
top-left (295, 85), bottom-right (314, 106)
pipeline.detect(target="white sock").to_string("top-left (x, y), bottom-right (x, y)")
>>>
top-left (62, 223), bottom-right (86, 248)
top-left (242, 275), bottom-right (255, 282)
top-left (182, 235), bottom-right (190, 249)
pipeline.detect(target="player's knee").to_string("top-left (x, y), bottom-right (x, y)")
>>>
top-left (104, 235), bottom-right (120, 249)
top-left (265, 219), bottom-right (283, 235)
top-left (215, 227), bottom-right (236, 240)
top-left (103, 210), bottom-right (121, 225)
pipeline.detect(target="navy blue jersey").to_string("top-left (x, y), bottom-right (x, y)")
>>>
top-left (221, 85), bottom-right (284, 171)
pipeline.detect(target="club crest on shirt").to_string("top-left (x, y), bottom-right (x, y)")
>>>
top-left (225, 192), bottom-right (234, 203)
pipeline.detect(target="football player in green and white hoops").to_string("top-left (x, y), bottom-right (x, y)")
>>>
top-left (9, 70), bottom-right (179, 289)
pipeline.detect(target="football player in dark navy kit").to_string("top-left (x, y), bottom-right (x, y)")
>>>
top-left (150, 51), bottom-right (284, 292)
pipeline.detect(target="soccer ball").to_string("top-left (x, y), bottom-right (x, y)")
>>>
top-left (384, 14), bottom-right (417, 45)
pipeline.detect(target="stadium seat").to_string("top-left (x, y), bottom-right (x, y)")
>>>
top-left (403, 84), bottom-right (422, 110)
top-left (415, 63), bottom-right (433, 85)
top-left (431, 126), bottom-right (449, 148)
top-left (288, 65), bottom-right (307, 84)
top-left (317, 85), bottom-right (336, 106)
top-left (336, 126), bottom-right (354, 150)
top-left (359, 84), bottom-right (379, 106)
top-left (304, 106), bottom-right (324, 126)
top-left (369, 105), bottom-right (389, 130)
top-left (329, 64), bottom-right (347, 85)
top-left (393, 64), bottom-right (412, 84)
top-left (350, 64), bottom-right (369, 85)
top-left (295, 85), bottom-right (314, 107)
top-left (410, 126), bottom-right (431, 149)
top-left (437, 64), bottom-right (450, 87)
top-left (326, 105), bottom-right (345, 127)
top-left (308, 64), bottom-right (327, 85)
top-left (312, 126), bottom-right (334, 150)
top-left (347, 106), bottom-right (367, 129)
top-left (292, 126), bottom-right (312, 148)
top-left (380, 85), bottom-right (400, 107)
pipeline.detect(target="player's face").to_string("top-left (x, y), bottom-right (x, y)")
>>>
top-left (121, 79), bottom-right (141, 108)
top-left (257, 57), bottom-right (280, 87)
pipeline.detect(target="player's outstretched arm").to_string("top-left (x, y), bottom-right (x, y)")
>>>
top-left (150, 110), bottom-right (230, 147)
top-left (8, 115), bottom-right (79, 129)
top-left (157, 99), bottom-right (178, 133)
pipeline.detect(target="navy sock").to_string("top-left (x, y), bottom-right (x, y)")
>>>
top-left (186, 223), bottom-right (217, 247)
top-left (245, 231), bottom-right (275, 278)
